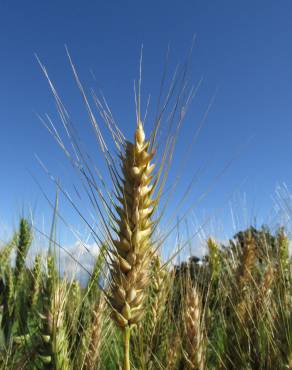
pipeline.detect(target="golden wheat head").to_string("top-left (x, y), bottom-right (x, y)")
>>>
top-left (109, 121), bottom-right (156, 330)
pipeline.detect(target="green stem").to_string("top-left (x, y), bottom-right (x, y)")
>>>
top-left (123, 326), bottom-right (131, 370)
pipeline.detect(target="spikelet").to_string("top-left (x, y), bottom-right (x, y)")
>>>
top-left (109, 121), bottom-right (156, 330)
top-left (183, 285), bottom-right (205, 370)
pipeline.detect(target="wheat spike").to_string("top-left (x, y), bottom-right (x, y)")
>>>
top-left (109, 121), bottom-right (155, 327)
top-left (183, 286), bottom-right (205, 370)
top-left (50, 283), bottom-right (71, 370)
top-left (277, 227), bottom-right (289, 273)
top-left (149, 254), bottom-right (167, 334)
top-left (207, 237), bottom-right (220, 280)
top-left (261, 265), bottom-right (274, 296)
top-left (166, 334), bottom-right (180, 370)
top-left (254, 264), bottom-right (275, 317)
top-left (31, 254), bottom-right (42, 309)
top-left (238, 231), bottom-right (256, 290)
top-left (235, 232), bottom-right (257, 321)
top-left (83, 295), bottom-right (106, 370)
top-left (15, 218), bottom-right (32, 280)
top-left (108, 121), bottom-right (157, 369)
top-left (37, 256), bottom-right (71, 370)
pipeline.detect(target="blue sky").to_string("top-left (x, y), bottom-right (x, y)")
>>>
top-left (1, 1), bottom-right (292, 248)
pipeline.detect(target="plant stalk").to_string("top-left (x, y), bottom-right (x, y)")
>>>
top-left (123, 326), bottom-right (131, 370)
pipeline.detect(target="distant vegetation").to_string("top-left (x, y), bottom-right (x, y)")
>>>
top-left (0, 217), bottom-right (291, 369)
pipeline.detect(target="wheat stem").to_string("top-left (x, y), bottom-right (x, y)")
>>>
top-left (123, 326), bottom-right (131, 370)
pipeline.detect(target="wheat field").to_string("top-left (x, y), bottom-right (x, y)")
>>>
top-left (0, 215), bottom-right (291, 369)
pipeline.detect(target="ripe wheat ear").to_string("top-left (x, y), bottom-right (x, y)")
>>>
top-left (107, 121), bottom-right (158, 370)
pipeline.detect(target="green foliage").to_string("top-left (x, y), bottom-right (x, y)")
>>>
top-left (0, 219), bottom-right (32, 345)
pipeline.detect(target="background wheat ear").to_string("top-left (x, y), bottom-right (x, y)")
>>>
top-left (30, 254), bottom-right (42, 309)
top-left (166, 332), bottom-right (181, 370)
top-left (83, 294), bottom-right (106, 370)
top-left (182, 279), bottom-right (205, 370)
top-left (237, 230), bottom-right (256, 289)
top-left (207, 237), bottom-right (221, 283)
top-left (148, 253), bottom-right (167, 337)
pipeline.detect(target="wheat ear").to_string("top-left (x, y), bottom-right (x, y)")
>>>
top-left (277, 227), bottom-right (289, 276)
top-left (83, 295), bottom-right (106, 370)
top-left (166, 333), bottom-right (181, 370)
top-left (183, 286), bottom-right (205, 370)
top-left (108, 121), bottom-right (156, 370)
top-left (207, 237), bottom-right (220, 281)
top-left (237, 231), bottom-right (256, 289)
top-left (149, 254), bottom-right (167, 334)
top-left (235, 232), bottom-right (256, 321)
top-left (31, 254), bottom-right (42, 309)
